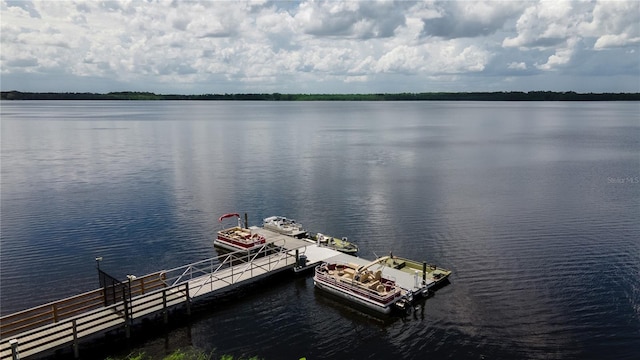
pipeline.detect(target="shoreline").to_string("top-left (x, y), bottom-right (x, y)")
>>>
top-left (2, 90), bottom-right (639, 101)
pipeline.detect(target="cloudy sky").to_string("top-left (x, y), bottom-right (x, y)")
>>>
top-left (1, 0), bottom-right (639, 94)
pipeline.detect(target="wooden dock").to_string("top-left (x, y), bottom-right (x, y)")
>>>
top-left (0, 227), bottom-right (439, 359)
top-left (0, 271), bottom-right (180, 359)
top-left (0, 232), bottom-right (310, 359)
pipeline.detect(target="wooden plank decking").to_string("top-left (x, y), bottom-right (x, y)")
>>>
top-left (0, 232), bottom-right (307, 359)
top-left (0, 283), bottom-right (190, 360)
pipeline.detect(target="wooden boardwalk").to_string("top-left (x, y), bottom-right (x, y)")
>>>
top-left (0, 283), bottom-right (189, 360)
top-left (0, 227), bottom-right (438, 359)
top-left (0, 234), bottom-right (309, 359)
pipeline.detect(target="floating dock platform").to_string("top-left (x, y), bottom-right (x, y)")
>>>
top-left (252, 227), bottom-right (436, 296)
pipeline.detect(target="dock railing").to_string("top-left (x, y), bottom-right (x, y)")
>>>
top-left (0, 288), bottom-right (104, 340)
top-left (0, 272), bottom-right (166, 340)
top-left (161, 238), bottom-right (293, 297)
top-left (0, 237), bottom-right (301, 359)
top-left (0, 281), bottom-right (189, 360)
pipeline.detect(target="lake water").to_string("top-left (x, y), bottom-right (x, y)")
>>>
top-left (1, 101), bottom-right (639, 359)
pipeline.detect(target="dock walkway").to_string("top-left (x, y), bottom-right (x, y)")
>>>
top-left (0, 227), bottom-right (437, 359)
top-left (0, 230), bottom-right (309, 360)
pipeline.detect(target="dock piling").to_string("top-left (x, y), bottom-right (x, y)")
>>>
top-left (9, 339), bottom-right (19, 360)
top-left (95, 257), bottom-right (103, 287)
top-left (72, 319), bottom-right (79, 359)
top-left (185, 282), bottom-right (191, 316)
top-left (123, 287), bottom-right (131, 339)
top-left (162, 290), bottom-right (168, 325)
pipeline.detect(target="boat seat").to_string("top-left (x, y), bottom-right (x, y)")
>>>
top-left (358, 272), bottom-right (369, 283)
top-left (374, 270), bottom-right (382, 281)
top-left (368, 280), bottom-right (381, 290)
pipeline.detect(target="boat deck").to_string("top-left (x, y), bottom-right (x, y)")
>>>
top-left (322, 253), bottom-right (434, 294)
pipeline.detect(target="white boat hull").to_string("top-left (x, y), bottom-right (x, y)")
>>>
top-left (313, 277), bottom-right (394, 314)
top-left (263, 216), bottom-right (307, 238)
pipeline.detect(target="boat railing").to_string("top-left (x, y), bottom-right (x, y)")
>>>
top-left (314, 265), bottom-right (402, 304)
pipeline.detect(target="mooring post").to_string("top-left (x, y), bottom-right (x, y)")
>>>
top-left (244, 213), bottom-right (248, 229)
top-left (185, 283), bottom-right (191, 316)
top-left (95, 256), bottom-right (103, 287)
top-left (52, 303), bottom-right (59, 322)
top-left (162, 290), bottom-right (168, 324)
top-left (72, 319), bottom-right (79, 358)
top-left (422, 262), bottom-right (427, 285)
top-left (9, 339), bottom-right (19, 360)
top-left (127, 275), bottom-right (135, 303)
top-left (123, 287), bottom-right (131, 339)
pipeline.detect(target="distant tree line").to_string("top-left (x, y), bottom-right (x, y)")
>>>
top-left (1, 90), bottom-right (639, 101)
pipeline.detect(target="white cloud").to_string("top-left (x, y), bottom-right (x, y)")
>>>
top-left (1, 0), bottom-right (638, 93)
top-left (594, 34), bottom-right (639, 50)
top-left (502, 1), bottom-right (583, 49)
top-left (581, 0), bottom-right (640, 49)
top-left (375, 45), bottom-right (424, 74)
top-left (536, 37), bottom-right (579, 70)
top-left (294, 0), bottom-right (407, 39)
top-left (421, 0), bottom-right (526, 39)
top-left (508, 62), bottom-right (527, 70)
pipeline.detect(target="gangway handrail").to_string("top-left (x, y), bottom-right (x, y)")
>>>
top-left (162, 238), bottom-right (291, 286)
top-left (188, 239), bottom-right (292, 297)
top-left (246, 240), bottom-right (291, 274)
top-left (160, 238), bottom-right (295, 298)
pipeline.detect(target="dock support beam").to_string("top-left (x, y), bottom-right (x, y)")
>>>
top-left (244, 213), bottom-right (248, 229)
top-left (422, 262), bottom-right (427, 285)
